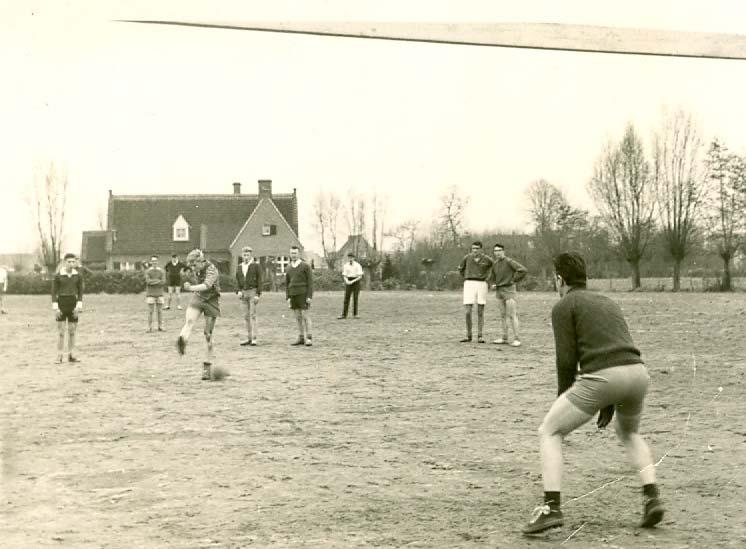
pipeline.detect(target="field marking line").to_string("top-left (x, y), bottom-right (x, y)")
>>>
top-left (561, 522), bottom-right (586, 545)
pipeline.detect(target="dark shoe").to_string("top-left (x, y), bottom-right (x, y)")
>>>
top-left (68, 355), bottom-right (81, 363)
top-left (522, 505), bottom-right (564, 535)
top-left (477, 336), bottom-right (486, 343)
top-left (239, 339), bottom-right (251, 346)
top-left (163, 306), bottom-right (170, 310)
top-left (640, 497), bottom-right (665, 528)
top-left (459, 337), bottom-right (472, 343)
top-left (305, 337), bottom-right (313, 347)
top-left (158, 327), bottom-right (165, 332)
top-left (201, 362), bottom-right (211, 381)
top-left (176, 336), bottom-right (187, 355)
top-left (291, 337), bottom-right (305, 346)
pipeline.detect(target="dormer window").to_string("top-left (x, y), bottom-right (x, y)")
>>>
top-left (173, 215), bottom-right (190, 241)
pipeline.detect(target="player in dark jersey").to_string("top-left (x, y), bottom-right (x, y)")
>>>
top-left (52, 253), bottom-right (84, 363)
top-left (522, 252), bottom-right (664, 535)
top-left (163, 254), bottom-right (186, 310)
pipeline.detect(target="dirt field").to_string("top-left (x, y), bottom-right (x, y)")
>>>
top-left (1, 291), bottom-right (744, 548)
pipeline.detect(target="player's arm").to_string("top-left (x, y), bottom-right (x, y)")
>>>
top-left (235, 266), bottom-right (242, 294)
top-left (457, 256), bottom-right (466, 277)
top-left (75, 274), bottom-right (84, 311)
top-left (255, 265), bottom-right (262, 297)
top-left (509, 259), bottom-right (528, 284)
top-left (305, 264), bottom-right (313, 300)
top-left (551, 300), bottom-right (578, 395)
top-left (285, 270), bottom-right (291, 300)
top-left (51, 274), bottom-right (59, 310)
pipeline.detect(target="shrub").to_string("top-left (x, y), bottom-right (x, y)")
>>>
top-left (313, 269), bottom-right (344, 291)
top-left (7, 273), bottom-right (52, 295)
top-left (369, 280), bottom-right (384, 291)
top-left (382, 278), bottom-right (400, 290)
top-left (443, 270), bottom-right (462, 290)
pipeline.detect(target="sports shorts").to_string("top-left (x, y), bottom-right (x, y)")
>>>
top-left (289, 293), bottom-right (310, 310)
top-left (56, 295), bottom-right (79, 323)
top-left (495, 284), bottom-right (518, 301)
top-left (565, 363), bottom-right (649, 416)
top-left (463, 280), bottom-right (488, 305)
top-left (167, 281), bottom-right (182, 290)
top-left (189, 295), bottom-right (221, 318)
top-left (146, 296), bottom-right (165, 305)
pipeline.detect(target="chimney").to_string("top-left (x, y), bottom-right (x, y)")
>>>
top-left (258, 179), bottom-right (272, 199)
top-left (232, 182), bottom-right (241, 195)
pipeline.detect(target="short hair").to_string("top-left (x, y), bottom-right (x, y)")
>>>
top-left (347, 252), bottom-right (355, 258)
top-left (186, 249), bottom-right (204, 262)
top-left (553, 252), bottom-right (587, 287)
top-left (64, 253), bottom-right (77, 260)
top-left (242, 246), bottom-right (253, 253)
top-left (171, 253), bottom-right (177, 258)
top-left (493, 243), bottom-right (505, 250)
top-left (471, 241), bottom-right (483, 248)
top-left (290, 245), bottom-right (300, 251)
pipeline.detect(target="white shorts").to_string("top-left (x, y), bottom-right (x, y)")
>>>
top-left (463, 280), bottom-right (488, 305)
top-left (146, 296), bottom-right (165, 305)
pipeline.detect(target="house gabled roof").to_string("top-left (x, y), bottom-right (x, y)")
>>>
top-left (229, 198), bottom-right (300, 249)
top-left (108, 193), bottom-right (297, 255)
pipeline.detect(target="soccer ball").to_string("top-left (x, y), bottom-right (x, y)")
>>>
top-left (211, 365), bottom-right (229, 381)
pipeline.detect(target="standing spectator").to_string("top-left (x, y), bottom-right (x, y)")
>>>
top-left (338, 252), bottom-right (364, 319)
top-left (235, 246), bottom-right (262, 346)
top-left (457, 241), bottom-right (493, 343)
top-left (490, 243), bottom-right (528, 347)
top-left (52, 253), bottom-right (84, 363)
top-left (285, 246), bottom-right (313, 346)
top-left (145, 255), bottom-right (166, 332)
top-left (164, 254), bottom-right (186, 310)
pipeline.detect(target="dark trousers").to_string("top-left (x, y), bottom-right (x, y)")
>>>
top-left (343, 281), bottom-right (361, 317)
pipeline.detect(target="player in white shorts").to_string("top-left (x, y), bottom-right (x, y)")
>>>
top-left (457, 241), bottom-right (493, 343)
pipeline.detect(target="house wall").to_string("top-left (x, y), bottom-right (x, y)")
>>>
top-left (229, 199), bottom-right (303, 273)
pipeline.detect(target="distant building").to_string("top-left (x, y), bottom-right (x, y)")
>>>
top-left (0, 253), bottom-right (39, 272)
top-left (337, 234), bottom-right (374, 261)
top-left (80, 180), bottom-right (303, 283)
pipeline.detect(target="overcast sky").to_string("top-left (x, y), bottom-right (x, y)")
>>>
top-left (2, 1), bottom-right (746, 255)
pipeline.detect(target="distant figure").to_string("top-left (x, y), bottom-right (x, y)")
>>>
top-left (236, 246), bottom-right (262, 346)
top-left (164, 254), bottom-right (186, 310)
top-left (0, 265), bottom-right (7, 314)
top-left (338, 252), bottom-right (363, 319)
top-left (144, 255), bottom-right (166, 332)
top-left (457, 241), bottom-right (493, 343)
top-left (489, 243), bottom-right (528, 347)
top-left (176, 249), bottom-right (221, 381)
top-left (522, 252), bottom-right (664, 535)
top-left (52, 253), bottom-right (84, 363)
top-left (285, 246), bottom-right (313, 346)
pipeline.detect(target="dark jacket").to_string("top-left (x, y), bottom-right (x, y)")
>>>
top-left (236, 261), bottom-right (263, 296)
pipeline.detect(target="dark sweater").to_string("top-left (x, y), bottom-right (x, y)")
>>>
top-left (551, 287), bottom-right (643, 395)
top-left (236, 261), bottom-right (262, 296)
top-left (458, 252), bottom-right (493, 280)
top-left (285, 261), bottom-right (313, 298)
top-left (52, 271), bottom-right (84, 302)
top-left (490, 257), bottom-right (528, 287)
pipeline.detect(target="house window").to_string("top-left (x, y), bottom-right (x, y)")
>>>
top-left (113, 261), bottom-right (121, 270)
top-left (173, 214), bottom-right (190, 241)
top-left (275, 255), bottom-right (290, 274)
top-left (262, 224), bottom-right (277, 236)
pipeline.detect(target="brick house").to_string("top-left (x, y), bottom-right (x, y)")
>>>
top-left (80, 180), bottom-right (303, 283)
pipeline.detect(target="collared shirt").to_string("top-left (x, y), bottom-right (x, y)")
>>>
top-left (241, 260), bottom-right (252, 277)
top-left (342, 261), bottom-right (364, 279)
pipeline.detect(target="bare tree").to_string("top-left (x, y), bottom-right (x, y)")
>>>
top-left (588, 124), bottom-right (657, 288)
top-left (526, 179), bottom-right (588, 278)
top-left (313, 190), bottom-right (342, 269)
top-left (653, 109), bottom-right (706, 291)
top-left (386, 219), bottom-right (420, 252)
top-left (32, 162), bottom-right (68, 273)
top-left (345, 189), bottom-right (366, 245)
top-left (703, 139), bottom-right (746, 291)
top-left (437, 185), bottom-right (470, 246)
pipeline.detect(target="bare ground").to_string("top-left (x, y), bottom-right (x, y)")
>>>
top-left (0, 291), bottom-right (744, 548)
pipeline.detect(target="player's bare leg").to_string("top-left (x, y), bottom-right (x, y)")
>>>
top-left (493, 299), bottom-right (509, 344)
top-left (202, 316), bottom-right (216, 379)
top-left (301, 310), bottom-right (312, 346)
top-left (174, 287), bottom-right (182, 309)
top-left (156, 302), bottom-right (163, 330)
top-left (462, 304), bottom-right (473, 342)
top-left (476, 304), bottom-right (485, 342)
top-left (56, 320), bottom-right (66, 363)
top-left (615, 413), bottom-right (664, 527)
top-left (177, 306), bottom-right (200, 355)
top-left (292, 309), bottom-right (304, 344)
top-left (147, 303), bottom-right (155, 332)
top-left (248, 299), bottom-right (257, 343)
top-left (67, 322), bottom-right (79, 362)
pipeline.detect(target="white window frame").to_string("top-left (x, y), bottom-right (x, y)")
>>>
top-left (275, 255), bottom-right (290, 274)
top-left (262, 224), bottom-right (272, 236)
top-left (173, 215), bottom-right (190, 242)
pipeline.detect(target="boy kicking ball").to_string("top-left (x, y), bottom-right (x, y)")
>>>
top-left (176, 249), bottom-right (221, 380)
top-left (522, 252), bottom-right (664, 535)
